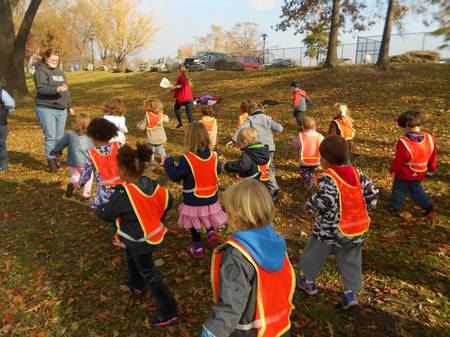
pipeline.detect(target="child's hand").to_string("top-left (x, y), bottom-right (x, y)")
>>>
top-left (226, 141), bottom-right (234, 147)
top-left (112, 240), bottom-right (126, 250)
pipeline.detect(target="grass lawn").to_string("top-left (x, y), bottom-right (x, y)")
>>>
top-left (0, 64), bottom-right (449, 337)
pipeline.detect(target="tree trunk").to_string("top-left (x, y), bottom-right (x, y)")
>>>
top-left (0, 0), bottom-right (16, 85)
top-left (324, 0), bottom-right (340, 69)
top-left (376, 0), bottom-right (396, 70)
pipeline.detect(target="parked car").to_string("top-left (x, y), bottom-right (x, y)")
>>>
top-left (266, 58), bottom-right (296, 68)
top-left (184, 52), bottom-right (226, 69)
top-left (232, 55), bottom-right (264, 70)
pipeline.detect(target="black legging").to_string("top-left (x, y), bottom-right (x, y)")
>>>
top-left (174, 100), bottom-right (194, 125)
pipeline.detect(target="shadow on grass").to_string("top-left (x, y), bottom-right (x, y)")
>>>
top-left (9, 151), bottom-right (45, 171)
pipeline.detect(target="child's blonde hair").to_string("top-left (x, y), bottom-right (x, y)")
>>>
top-left (334, 103), bottom-right (353, 122)
top-left (237, 127), bottom-right (257, 148)
top-left (184, 122), bottom-right (210, 153)
top-left (144, 98), bottom-right (163, 113)
top-left (302, 116), bottom-right (316, 130)
top-left (73, 113), bottom-right (91, 135)
top-left (103, 98), bottom-right (125, 116)
top-left (224, 179), bottom-right (274, 231)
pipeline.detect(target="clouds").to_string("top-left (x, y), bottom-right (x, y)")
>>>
top-left (248, 0), bottom-right (277, 11)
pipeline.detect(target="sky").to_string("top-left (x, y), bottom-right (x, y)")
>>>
top-left (139, 0), bottom-right (442, 60)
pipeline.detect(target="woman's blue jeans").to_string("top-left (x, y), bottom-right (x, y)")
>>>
top-left (36, 106), bottom-right (67, 160)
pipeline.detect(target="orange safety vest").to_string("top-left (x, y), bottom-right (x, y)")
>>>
top-left (183, 151), bottom-right (219, 198)
top-left (323, 167), bottom-right (370, 237)
top-left (335, 119), bottom-right (355, 140)
top-left (114, 183), bottom-right (169, 245)
top-left (211, 238), bottom-right (295, 336)
top-left (88, 142), bottom-right (125, 187)
top-left (237, 113), bottom-right (249, 126)
top-left (298, 132), bottom-right (321, 166)
top-left (146, 111), bottom-right (163, 130)
top-left (399, 132), bottom-right (434, 173)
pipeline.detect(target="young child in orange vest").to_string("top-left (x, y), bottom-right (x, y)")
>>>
top-left (137, 98), bottom-right (169, 165)
top-left (224, 127), bottom-right (271, 191)
top-left (96, 143), bottom-right (179, 327)
top-left (202, 179), bottom-right (295, 337)
top-left (389, 110), bottom-right (437, 217)
top-left (199, 107), bottom-right (218, 151)
top-left (237, 101), bottom-right (249, 126)
top-left (291, 80), bottom-right (312, 126)
top-left (103, 98), bottom-right (128, 145)
top-left (164, 122), bottom-right (227, 258)
top-left (328, 103), bottom-right (355, 163)
top-left (298, 135), bottom-right (379, 310)
top-left (293, 116), bottom-right (324, 188)
top-left (51, 113), bottom-right (94, 199)
top-left (79, 118), bottom-right (124, 208)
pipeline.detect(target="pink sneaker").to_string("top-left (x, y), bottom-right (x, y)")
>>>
top-left (187, 243), bottom-right (204, 258)
top-left (207, 230), bottom-right (219, 249)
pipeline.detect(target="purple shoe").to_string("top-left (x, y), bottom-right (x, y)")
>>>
top-left (188, 243), bottom-right (204, 258)
top-left (207, 230), bottom-right (219, 249)
top-left (336, 291), bottom-right (358, 310)
top-left (298, 276), bottom-right (318, 295)
top-left (125, 278), bottom-right (144, 297)
top-left (153, 314), bottom-right (180, 327)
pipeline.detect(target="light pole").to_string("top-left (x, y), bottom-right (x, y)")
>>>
top-left (262, 33), bottom-right (268, 64)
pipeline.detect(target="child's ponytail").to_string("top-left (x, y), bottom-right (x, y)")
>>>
top-left (117, 143), bottom-right (153, 178)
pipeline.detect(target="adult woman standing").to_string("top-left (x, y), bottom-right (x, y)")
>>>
top-left (173, 65), bottom-right (194, 128)
top-left (34, 48), bottom-right (75, 172)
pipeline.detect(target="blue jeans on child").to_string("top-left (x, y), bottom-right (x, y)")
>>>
top-left (0, 125), bottom-right (8, 171)
top-left (389, 177), bottom-right (432, 210)
top-left (36, 106), bottom-right (67, 160)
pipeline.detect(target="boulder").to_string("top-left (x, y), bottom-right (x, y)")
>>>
top-left (390, 50), bottom-right (440, 64)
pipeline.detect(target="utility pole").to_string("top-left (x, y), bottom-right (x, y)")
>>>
top-left (262, 33), bottom-right (268, 64)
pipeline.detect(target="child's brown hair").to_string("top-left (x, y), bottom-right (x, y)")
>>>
top-left (224, 179), bottom-right (274, 231)
top-left (144, 98), bottom-right (163, 113)
top-left (246, 100), bottom-right (262, 113)
top-left (319, 135), bottom-right (348, 165)
top-left (117, 143), bottom-right (153, 178)
top-left (87, 118), bottom-right (118, 142)
top-left (237, 127), bottom-right (257, 148)
top-left (103, 98), bottom-right (125, 116)
top-left (397, 110), bottom-right (422, 128)
top-left (184, 122), bottom-right (210, 153)
top-left (72, 113), bottom-right (91, 135)
top-left (302, 116), bottom-right (316, 130)
top-left (201, 106), bottom-right (213, 116)
top-left (240, 101), bottom-right (248, 113)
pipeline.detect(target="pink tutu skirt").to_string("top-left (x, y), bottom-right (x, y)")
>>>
top-left (178, 201), bottom-right (227, 230)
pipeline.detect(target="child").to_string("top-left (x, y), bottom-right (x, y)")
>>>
top-left (51, 113), bottom-right (93, 199)
top-left (103, 98), bottom-right (128, 145)
top-left (237, 101), bottom-right (249, 126)
top-left (201, 179), bottom-right (295, 337)
top-left (79, 118), bottom-right (124, 208)
top-left (164, 122), bottom-right (227, 258)
top-left (389, 110), bottom-right (437, 216)
top-left (293, 116), bottom-right (324, 188)
top-left (231, 100), bottom-right (283, 199)
top-left (137, 98), bottom-right (169, 164)
top-left (0, 86), bottom-right (15, 172)
top-left (328, 103), bottom-right (355, 161)
top-left (96, 143), bottom-right (179, 327)
top-left (199, 107), bottom-right (218, 151)
top-left (224, 127), bottom-right (271, 190)
top-left (291, 80), bottom-right (312, 126)
top-left (298, 135), bottom-right (379, 309)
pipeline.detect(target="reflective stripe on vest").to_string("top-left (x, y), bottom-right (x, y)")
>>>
top-left (237, 113), bottom-right (249, 126)
top-left (88, 142), bottom-right (125, 187)
top-left (115, 184), bottom-right (169, 245)
top-left (299, 132), bottom-right (321, 166)
top-left (399, 133), bottom-right (434, 173)
top-left (183, 152), bottom-right (218, 198)
top-left (200, 116), bottom-right (217, 132)
top-left (335, 119), bottom-right (355, 140)
top-left (323, 167), bottom-right (370, 237)
top-left (211, 238), bottom-right (295, 336)
top-left (146, 111), bottom-right (162, 130)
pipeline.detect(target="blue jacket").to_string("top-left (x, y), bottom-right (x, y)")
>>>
top-left (52, 130), bottom-right (93, 167)
top-left (0, 89), bottom-right (15, 126)
top-left (164, 149), bottom-right (221, 206)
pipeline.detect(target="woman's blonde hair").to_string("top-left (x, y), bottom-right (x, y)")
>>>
top-left (184, 122), bottom-right (210, 153)
top-left (178, 65), bottom-right (193, 87)
top-left (237, 127), bottom-right (257, 148)
top-left (144, 98), bottom-right (163, 113)
top-left (72, 113), bottom-right (91, 135)
top-left (224, 179), bottom-right (274, 231)
top-left (334, 103), bottom-right (353, 122)
top-left (302, 116), bottom-right (316, 130)
top-left (103, 98), bottom-right (125, 116)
